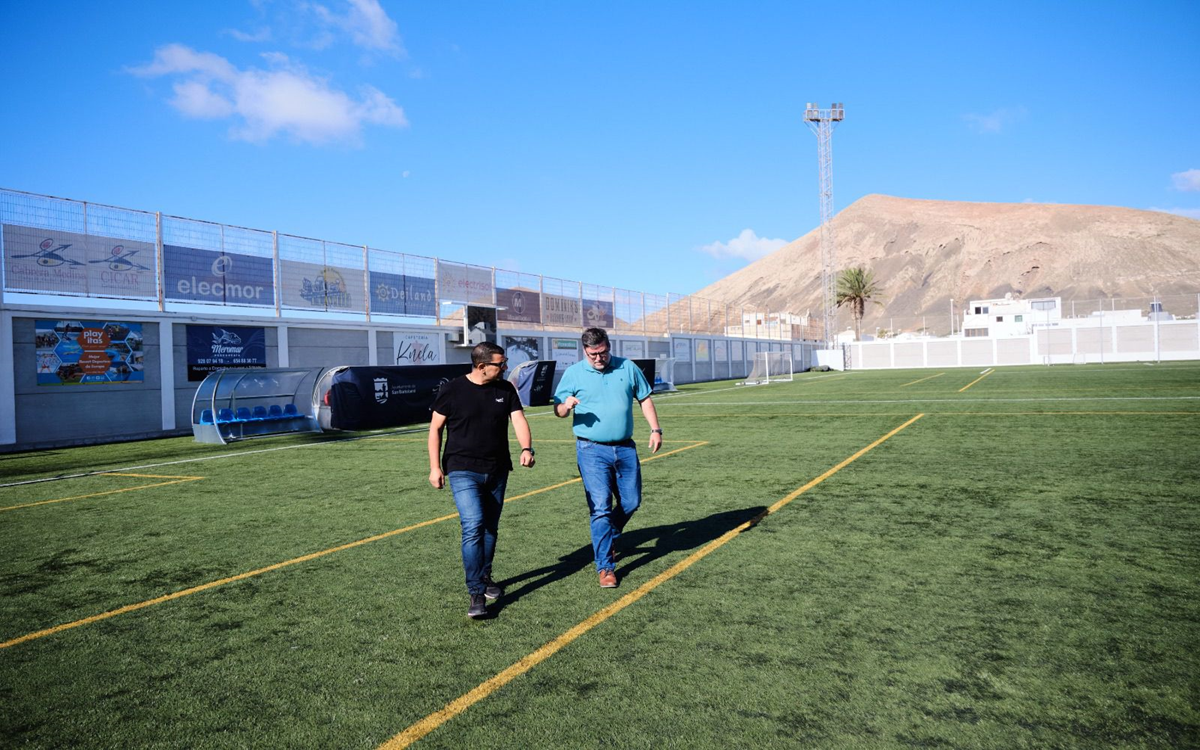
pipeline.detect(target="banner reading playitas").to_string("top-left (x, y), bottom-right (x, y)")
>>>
top-left (35, 320), bottom-right (144, 385)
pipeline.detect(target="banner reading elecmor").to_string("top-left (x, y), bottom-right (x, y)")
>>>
top-left (163, 244), bottom-right (275, 306)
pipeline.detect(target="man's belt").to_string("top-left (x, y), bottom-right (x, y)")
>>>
top-left (575, 436), bottom-right (634, 447)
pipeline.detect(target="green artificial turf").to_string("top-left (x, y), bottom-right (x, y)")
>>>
top-left (1, 362), bottom-right (1198, 748)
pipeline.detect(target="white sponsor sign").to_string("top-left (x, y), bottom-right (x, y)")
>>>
top-left (395, 331), bottom-right (444, 365)
top-left (437, 262), bottom-right (492, 305)
top-left (552, 338), bottom-right (579, 367)
top-left (622, 339), bottom-right (645, 358)
top-left (672, 338), bottom-right (691, 361)
top-left (714, 339), bottom-right (728, 362)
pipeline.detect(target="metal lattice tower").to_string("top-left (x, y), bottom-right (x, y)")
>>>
top-left (804, 102), bottom-right (844, 346)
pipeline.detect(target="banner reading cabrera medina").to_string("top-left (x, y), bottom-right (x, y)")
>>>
top-left (164, 244), bottom-right (274, 306)
top-left (185, 325), bottom-right (267, 381)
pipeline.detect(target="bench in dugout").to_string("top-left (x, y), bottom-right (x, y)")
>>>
top-left (192, 369), bottom-right (323, 445)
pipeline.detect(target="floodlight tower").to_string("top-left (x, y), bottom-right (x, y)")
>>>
top-left (804, 102), bottom-right (844, 346)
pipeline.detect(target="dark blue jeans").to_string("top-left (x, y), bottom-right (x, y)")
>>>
top-left (447, 470), bottom-right (508, 595)
top-left (575, 439), bottom-right (641, 572)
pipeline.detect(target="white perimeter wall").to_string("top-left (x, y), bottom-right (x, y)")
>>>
top-left (847, 320), bottom-right (1200, 370)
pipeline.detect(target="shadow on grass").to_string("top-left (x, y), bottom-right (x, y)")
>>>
top-left (493, 505), bottom-right (767, 614)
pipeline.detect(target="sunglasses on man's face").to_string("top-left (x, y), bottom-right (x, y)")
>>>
top-left (482, 359), bottom-right (508, 368)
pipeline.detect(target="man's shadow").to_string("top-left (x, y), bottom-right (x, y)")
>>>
top-left (491, 505), bottom-right (767, 614)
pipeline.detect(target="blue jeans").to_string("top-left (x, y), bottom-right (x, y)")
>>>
top-left (576, 439), bottom-right (642, 572)
top-left (447, 470), bottom-right (508, 595)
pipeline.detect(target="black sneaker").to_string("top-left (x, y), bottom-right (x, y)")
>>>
top-left (483, 576), bottom-right (503, 601)
top-left (467, 593), bottom-right (487, 619)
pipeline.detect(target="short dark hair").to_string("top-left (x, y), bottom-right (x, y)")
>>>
top-left (581, 328), bottom-right (609, 349)
top-left (471, 341), bottom-right (505, 367)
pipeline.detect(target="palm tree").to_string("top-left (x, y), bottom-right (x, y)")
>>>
top-left (836, 266), bottom-right (883, 340)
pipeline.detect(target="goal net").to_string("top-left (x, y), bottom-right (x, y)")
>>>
top-left (742, 351), bottom-right (793, 385)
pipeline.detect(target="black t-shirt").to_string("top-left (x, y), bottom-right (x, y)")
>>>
top-left (432, 375), bottom-right (524, 474)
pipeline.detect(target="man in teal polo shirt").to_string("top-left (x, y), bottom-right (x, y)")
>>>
top-left (554, 327), bottom-right (663, 588)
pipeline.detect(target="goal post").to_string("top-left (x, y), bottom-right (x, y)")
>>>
top-left (742, 351), bottom-right (793, 385)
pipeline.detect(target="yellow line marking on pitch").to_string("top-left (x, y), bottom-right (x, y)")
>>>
top-left (0, 473), bottom-right (205, 513)
top-left (958, 369), bottom-right (995, 393)
top-left (0, 442), bottom-right (707, 651)
top-left (649, 411), bottom-right (1200, 418)
top-left (378, 419), bottom-right (921, 749)
top-left (899, 372), bottom-right (945, 387)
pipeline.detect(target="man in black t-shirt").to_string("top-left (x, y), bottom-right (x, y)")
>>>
top-left (428, 342), bottom-right (535, 619)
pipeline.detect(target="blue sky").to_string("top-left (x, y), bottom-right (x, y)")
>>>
top-left (2, 1), bottom-right (1198, 296)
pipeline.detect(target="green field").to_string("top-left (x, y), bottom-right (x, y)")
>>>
top-left (2, 363), bottom-right (1199, 748)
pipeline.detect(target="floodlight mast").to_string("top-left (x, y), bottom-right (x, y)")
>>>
top-left (804, 102), bottom-right (844, 347)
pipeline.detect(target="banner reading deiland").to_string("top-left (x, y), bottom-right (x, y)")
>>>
top-left (163, 244), bottom-right (275, 306)
top-left (185, 325), bottom-right (267, 381)
top-left (368, 270), bottom-right (436, 316)
top-left (4, 224), bottom-right (156, 298)
top-left (36, 320), bottom-right (144, 385)
top-left (496, 288), bottom-right (541, 325)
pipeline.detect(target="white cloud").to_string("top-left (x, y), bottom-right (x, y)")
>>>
top-left (1171, 169), bottom-right (1200, 192)
top-left (698, 229), bottom-right (787, 262)
top-left (309, 0), bottom-right (405, 57)
top-left (129, 44), bottom-right (407, 145)
top-left (224, 27), bottom-right (272, 43)
top-left (963, 106), bottom-right (1027, 134)
top-left (1149, 207), bottom-right (1200, 220)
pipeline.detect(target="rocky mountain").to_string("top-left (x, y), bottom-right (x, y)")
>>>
top-left (695, 194), bottom-right (1200, 334)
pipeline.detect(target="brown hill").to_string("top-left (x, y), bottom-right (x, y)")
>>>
top-left (696, 194), bottom-right (1200, 334)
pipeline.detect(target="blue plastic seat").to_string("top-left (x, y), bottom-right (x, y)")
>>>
top-left (236, 407), bottom-right (252, 422)
top-left (283, 403), bottom-right (299, 417)
top-left (217, 408), bottom-right (235, 423)
top-left (200, 409), bottom-right (214, 424)
top-left (252, 406), bottom-right (268, 420)
top-left (267, 404), bottom-right (284, 420)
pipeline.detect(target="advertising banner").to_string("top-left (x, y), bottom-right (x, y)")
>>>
top-left (503, 335), bottom-right (541, 367)
top-left (36, 319), bottom-right (144, 385)
top-left (582, 298), bottom-right (614, 329)
top-left (369, 270), bottom-right (436, 316)
top-left (395, 330), bottom-right (444, 365)
top-left (622, 339), bottom-right (646, 358)
top-left (695, 339), bottom-right (710, 362)
top-left (672, 338), bottom-right (691, 361)
top-left (437, 263), bottom-right (492, 305)
top-left (4, 224), bottom-right (156, 298)
top-left (280, 258), bottom-right (364, 312)
top-left (714, 339), bottom-right (728, 362)
top-left (185, 325), bottom-right (267, 381)
top-left (543, 293), bottom-right (581, 327)
top-left (496, 287), bottom-right (541, 325)
top-left (327, 364), bottom-right (470, 431)
top-left (163, 244), bottom-right (274, 306)
top-left (552, 338), bottom-right (579, 367)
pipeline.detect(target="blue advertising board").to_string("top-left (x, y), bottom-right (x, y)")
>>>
top-left (185, 325), bottom-right (268, 381)
top-left (368, 270), bottom-right (436, 316)
top-left (164, 245), bottom-right (275, 306)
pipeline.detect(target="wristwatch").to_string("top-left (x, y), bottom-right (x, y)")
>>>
top-left (521, 447), bottom-right (535, 455)
top-left (650, 429), bottom-right (663, 435)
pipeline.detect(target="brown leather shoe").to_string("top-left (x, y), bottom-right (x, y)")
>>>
top-left (599, 569), bottom-right (618, 588)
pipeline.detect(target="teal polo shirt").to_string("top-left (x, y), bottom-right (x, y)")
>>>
top-left (553, 355), bottom-right (653, 443)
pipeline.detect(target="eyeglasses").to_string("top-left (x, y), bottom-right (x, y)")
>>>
top-left (584, 348), bottom-right (610, 360)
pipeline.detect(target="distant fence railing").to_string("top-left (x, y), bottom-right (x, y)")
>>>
top-left (0, 187), bottom-right (820, 340)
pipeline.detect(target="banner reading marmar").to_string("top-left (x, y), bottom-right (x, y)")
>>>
top-left (185, 325), bottom-right (267, 381)
top-left (36, 320), bottom-right (144, 385)
top-left (163, 244), bottom-right (274, 306)
top-left (4, 224), bottom-right (156, 298)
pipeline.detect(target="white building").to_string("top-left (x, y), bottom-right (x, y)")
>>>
top-left (960, 293), bottom-right (1172, 338)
